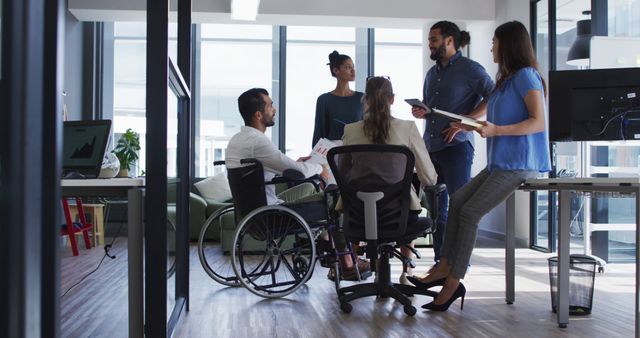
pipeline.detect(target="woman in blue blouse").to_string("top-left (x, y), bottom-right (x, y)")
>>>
top-left (411, 21), bottom-right (551, 311)
top-left (312, 51), bottom-right (364, 146)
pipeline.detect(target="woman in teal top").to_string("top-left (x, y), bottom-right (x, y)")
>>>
top-left (412, 21), bottom-right (551, 312)
top-left (312, 51), bottom-right (364, 146)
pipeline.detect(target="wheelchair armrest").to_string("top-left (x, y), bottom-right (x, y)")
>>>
top-left (281, 169), bottom-right (305, 181)
top-left (239, 158), bottom-right (258, 165)
top-left (324, 183), bottom-right (339, 195)
top-left (269, 169), bottom-right (304, 185)
top-left (270, 170), bottom-right (323, 192)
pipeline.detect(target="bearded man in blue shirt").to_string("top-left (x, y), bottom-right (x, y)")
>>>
top-left (411, 21), bottom-right (494, 272)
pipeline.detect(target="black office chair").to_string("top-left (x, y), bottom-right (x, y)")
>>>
top-left (327, 144), bottom-right (443, 315)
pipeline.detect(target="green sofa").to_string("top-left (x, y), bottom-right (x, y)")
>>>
top-left (166, 179), bottom-right (233, 242)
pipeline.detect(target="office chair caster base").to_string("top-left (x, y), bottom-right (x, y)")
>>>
top-left (340, 302), bottom-right (353, 313)
top-left (404, 305), bottom-right (416, 316)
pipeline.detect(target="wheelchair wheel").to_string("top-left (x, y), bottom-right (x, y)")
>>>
top-left (198, 205), bottom-right (241, 287)
top-left (231, 205), bottom-right (316, 298)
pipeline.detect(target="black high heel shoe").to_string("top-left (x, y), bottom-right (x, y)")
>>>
top-left (406, 276), bottom-right (446, 289)
top-left (421, 283), bottom-right (466, 311)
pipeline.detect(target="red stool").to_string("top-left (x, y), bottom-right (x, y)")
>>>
top-left (61, 198), bottom-right (93, 256)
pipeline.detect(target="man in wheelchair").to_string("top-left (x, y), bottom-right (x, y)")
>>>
top-left (225, 88), bottom-right (371, 282)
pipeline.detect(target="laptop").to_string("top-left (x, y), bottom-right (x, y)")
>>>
top-left (62, 120), bottom-right (112, 179)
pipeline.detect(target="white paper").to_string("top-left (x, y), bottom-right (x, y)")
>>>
top-left (307, 138), bottom-right (339, 165)
top-left (308, 138), bottom-right (340, 185)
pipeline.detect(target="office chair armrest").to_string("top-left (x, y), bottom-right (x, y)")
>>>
top-left (423, 183), bottom-right (446, 195)
top-left (423, 183), bottom-right (446, 221)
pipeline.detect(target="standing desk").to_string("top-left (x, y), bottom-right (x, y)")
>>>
top-left (61, 178), bottom-right (145, 338)
top-left (505, 177), bottom-right (639, 335)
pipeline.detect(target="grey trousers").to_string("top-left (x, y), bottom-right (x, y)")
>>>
top-left (441, 168), bottom-right (538, 279)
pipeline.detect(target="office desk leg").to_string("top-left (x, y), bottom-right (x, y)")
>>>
top-left (129, 189), bottom-right (144, 338)
top-left (506, 193), bottom-right (515, 304)
top-left (557, 190), bottom-right (570, 328)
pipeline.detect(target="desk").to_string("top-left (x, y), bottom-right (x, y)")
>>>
top-left (506, 178), bottom-right (639, 335)
top-left (61, 178), bottom-right (145, 338)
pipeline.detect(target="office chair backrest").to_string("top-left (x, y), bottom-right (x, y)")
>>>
top-left (327, 144), bottom-right (414, 240)
top-left (227, 159), bottom-right (268, 223)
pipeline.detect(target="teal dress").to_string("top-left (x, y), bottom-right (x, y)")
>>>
top-left (312, 91), bottom-right (364, 146)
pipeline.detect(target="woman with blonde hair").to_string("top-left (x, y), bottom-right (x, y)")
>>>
top-left (342, 76), bottom-right (437, 284)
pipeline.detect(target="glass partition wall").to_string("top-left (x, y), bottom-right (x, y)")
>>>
top-left (532, 0), bottom-right (639, 262)
top-left (197, 24), bottom-right (273, 176)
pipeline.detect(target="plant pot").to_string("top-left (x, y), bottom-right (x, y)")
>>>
top-left (117, 169), bottom-right (129, 178)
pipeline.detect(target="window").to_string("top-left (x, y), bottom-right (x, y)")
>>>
top-left (533, 0), bottom-right (640, 260)
top-left (374, 28), bottom-right (424, 134)
top-left (112, 22), bottom-right (177, 176)
top-left (285, 26), bottom-right (357, 159)
top-left (198, 24), bottom-right (273, 176)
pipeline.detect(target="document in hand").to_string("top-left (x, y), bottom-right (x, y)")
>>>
top-left (308, 138), bottom-right (339, 185)
top-left (308, 138), bottom-right (339, 165)
top-left (404, 98), bottom-right (431, 112)
top-left (405, 98), bottom-right (482, 128)
top-left (431, 108), bottom-right (483, 129)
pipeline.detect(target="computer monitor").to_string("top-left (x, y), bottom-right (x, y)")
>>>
top-left (62, 120), bottom-right (112, 178)
top-left (549, 68), bottom-right (640, 142)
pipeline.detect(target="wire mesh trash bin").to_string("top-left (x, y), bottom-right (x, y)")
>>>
top-left (548, 254), bottom-right (597, 315)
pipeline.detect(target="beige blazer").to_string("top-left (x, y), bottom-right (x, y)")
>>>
top-left (341, 118), bottom-right (437, 211)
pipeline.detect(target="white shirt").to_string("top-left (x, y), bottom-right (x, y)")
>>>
top-left (225, 126), bottom-right (323, 204)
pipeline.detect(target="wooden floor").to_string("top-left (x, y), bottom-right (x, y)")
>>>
top-left (60, 237), bottom-right (636, 337)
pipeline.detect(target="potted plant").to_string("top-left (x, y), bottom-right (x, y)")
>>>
top-left (112, 128), bottom-right (141, 177)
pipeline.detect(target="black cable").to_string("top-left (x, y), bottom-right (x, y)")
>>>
top-left (594, 110), bottom-right (627, 136)
top-left (61, 200), bottom-right (125, 297)
top-left (594, 108), bottom-right (640, 137)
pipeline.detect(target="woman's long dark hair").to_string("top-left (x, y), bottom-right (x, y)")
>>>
top-left (363, 77), bottom-right (393, 144)
top-left (494, 21), bottom-right (547, 95)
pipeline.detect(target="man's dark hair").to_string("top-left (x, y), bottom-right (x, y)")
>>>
top-left (431, 21), bottom-right (471, 50)
top-left (238, 88), bottom-right (269, 126)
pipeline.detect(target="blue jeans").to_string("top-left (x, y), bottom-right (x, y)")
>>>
top-left (429, 141), bottom-right (474, 262)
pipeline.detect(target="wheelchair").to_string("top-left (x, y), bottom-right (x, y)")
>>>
top-left (198, 159), bottom-right (363, 298)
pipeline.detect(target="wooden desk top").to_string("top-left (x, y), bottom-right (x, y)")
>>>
top-left (521, 177), bottom-right (640, 190)
top-left (61, 178), bottom-right (145, 187)
top-left (61, 178), bottom-right (145, 197)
